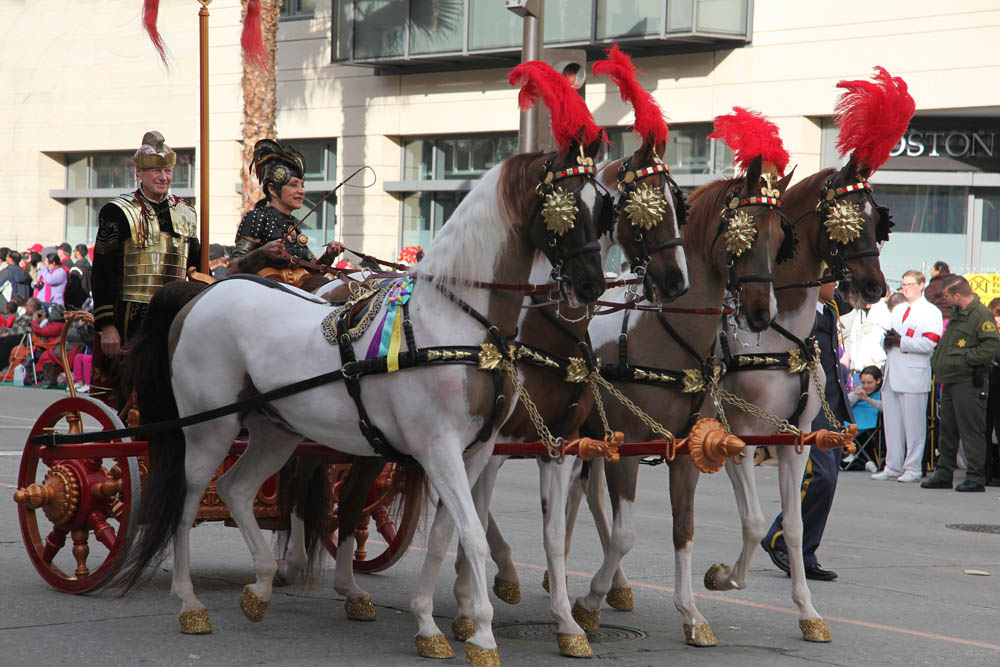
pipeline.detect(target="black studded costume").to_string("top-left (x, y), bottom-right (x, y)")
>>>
top-left (230, 139), bottom-right (337, 276)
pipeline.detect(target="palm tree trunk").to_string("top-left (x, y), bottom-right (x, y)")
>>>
top-left (240, 0), bottom-right (280, 216)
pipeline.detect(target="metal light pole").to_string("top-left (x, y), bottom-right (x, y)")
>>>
top-left (506, 0), bottom-right (544, 153)
top-left (197, 0), bottom-right (211, 273)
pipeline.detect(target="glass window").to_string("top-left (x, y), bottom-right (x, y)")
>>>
top-left (291, 138), bottom-right (337, 181)
top-left (468, 0), bottom-right (521, 51)
top-left (876, 184), bottom-right (968, 279)
top-left (401, 192), bottom-right (463, 248)
top-left (354, 0), bottom-right (407, 59)
top-left (64, 199), bottom-right (88, 247)
top-left (602, 124), bottom-right (732, 175)
top-left (667, 0), bottom-right (693, 32)
top-left (402, 133), bottom-right (517, 180)
top-left (280, 0), bottom-right (316, 20)
top-left (696, 0), bottom-right (747, 34)
top-left (332, 0), bottom-right (352, 61)
top-left (92, 153), bottom-right (136, 190)
top-left (410, 0), bottom-right (465, 54)
top-left (544, 0), bottom-right (592, 43)
top-left (978, 192), bottom-right (1000, 272)
top-left (597, 0), bottom-right (663, 39)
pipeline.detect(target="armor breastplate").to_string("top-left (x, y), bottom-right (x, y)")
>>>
top-left (109, 192), bottom-right (198, 303)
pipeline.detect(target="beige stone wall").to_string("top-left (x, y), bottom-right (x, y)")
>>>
top-left (2, 0), bottom-right (996, 256)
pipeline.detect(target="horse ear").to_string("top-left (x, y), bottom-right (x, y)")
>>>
top-left (776, 165), bottom-right (796, 193)
top-left (582, 133), bottom-right (604, 159)
top-left (744, 155), bottom-right (763, 194)
top-left (842, 154), bottom-right (870, 183)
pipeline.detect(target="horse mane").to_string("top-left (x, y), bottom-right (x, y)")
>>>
top-left (681, 177), bottom-right (741, 257)
top-left (414, 159), bottom-right (524, 287)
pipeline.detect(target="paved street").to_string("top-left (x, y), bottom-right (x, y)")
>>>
top-left (1, 385), bottom-right (998, 666)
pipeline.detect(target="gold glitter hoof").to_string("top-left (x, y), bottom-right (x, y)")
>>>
top-left (557, 633), bottom-right (593, 658)
top-left (493, 576), bottom-right (521, 605)
top-left (606, 587), bottom-right (634, 611)
top-left (683, 623), bottom-right (717, 647)
top-left (414, 634), bottom-right (455, 659)
top-left (178, 608), bottom-right (212, 635)
top-left (240, 585), bottom-right (269, 623)
top-left (464, 643), bottom-right (501, 667)
top-left (799, 618), bottom-right (832, 642)
top-left (345, 595), bottom-right (376, 621)
top-left (704, 563), bottom-right (729, 591)
top-left (571, 601), bottom-right (600, 632)
top-left (452, 618), bottom-right (475, 641)
top-left (542, 570), bottom-right (549, 592)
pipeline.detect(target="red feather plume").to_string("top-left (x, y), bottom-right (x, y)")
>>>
top-left (709, 107), bottom-right (789, 176)
top-left (508, 61), bottom-right (605, 153)
top-left (834, 66), bottom-right (915, 175)
top-left (142, 0), bottom-right (168, 66)
top-left (242, 0), bottom-right (269, 70)
top-left (592, 45), bottom-right (668, 147)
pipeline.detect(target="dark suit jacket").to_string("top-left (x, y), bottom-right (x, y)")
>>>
top-left (812, 293), bottom-right (854, 430)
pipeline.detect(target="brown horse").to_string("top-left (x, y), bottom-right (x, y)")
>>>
top-left (563, 155), bottom-right (790, 645)
top-left (705, 156), bottom-right (889, 643)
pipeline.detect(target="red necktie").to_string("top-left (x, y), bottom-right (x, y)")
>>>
top-left (902, 306), bottom-right (910, 322)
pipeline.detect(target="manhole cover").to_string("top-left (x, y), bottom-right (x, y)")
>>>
top-left (494, 622), bottom-right (646, 643)
top-left (947, 524), bottom-right (1000, 534)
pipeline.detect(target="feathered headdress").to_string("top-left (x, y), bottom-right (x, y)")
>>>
top-left (834, 66), bottom-right (915, 176)
top-left (709, 107), bottom-right (789, 176)
top-left (142, 0), bottom-right (268, 69)
top-left (592, 45), bottom-right (668, 147)
top-left (508, 61), bottom-right (605, 153)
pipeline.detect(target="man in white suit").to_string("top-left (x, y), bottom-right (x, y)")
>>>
top-left (873, 270), bottom-right (943, 482)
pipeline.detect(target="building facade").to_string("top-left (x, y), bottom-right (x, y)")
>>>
top-left (2, 0), bottom-right (997, 283)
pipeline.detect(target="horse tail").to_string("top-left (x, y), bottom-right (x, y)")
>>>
top-left (274, 457), bottom-right (328, 584)
top-left (110, 280), bottom-right (208, 593)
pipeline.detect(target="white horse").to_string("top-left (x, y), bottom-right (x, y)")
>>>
top-left (114, 142), bottom-right (610, 664)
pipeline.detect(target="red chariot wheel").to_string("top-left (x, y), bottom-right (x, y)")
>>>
top-left (321, 463), bottom-right (421, 573)
top-left (14, 397), bottom-right (141, 594)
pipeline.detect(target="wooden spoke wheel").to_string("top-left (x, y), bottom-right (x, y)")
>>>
top-left (321, 463), bottom-right (421, 574)
top-left (14, 397), bottom-right (141, 594)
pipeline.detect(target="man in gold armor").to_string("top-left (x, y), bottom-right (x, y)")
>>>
top-left (92, 131), bottom-right (200, 362)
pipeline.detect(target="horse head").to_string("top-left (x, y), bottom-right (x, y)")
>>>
top-left (715, 156), bottom-right (791, 332)
top-left (525, 136), bottom-right (609, 307)
top-left (814, 156), bottom-right (889, 307)
top-left (609, 140), bottom-right (689, 303)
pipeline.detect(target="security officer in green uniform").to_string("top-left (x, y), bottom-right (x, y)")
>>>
top-left (922, 275), bottom-right (1000, 492)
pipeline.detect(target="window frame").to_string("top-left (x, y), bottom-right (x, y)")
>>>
top-left (280, 0), bottom-right (316, 22)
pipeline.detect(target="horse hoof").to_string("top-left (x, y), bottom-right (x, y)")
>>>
top-left (345, 595), bottom-right (376, 621)
top-left (414, 634), bottom-right (455, 659)
top-left (799, 618), bottom-right (832, 642)
top-left (606, 587), bottom-right (634, 611)
top-left (542, 570), bottom-right (549, 592)
top-left (557, 633), bottom-right (593, 658)
top-left (240, 585), bottom-right (269, 623)
top-left (572, 601), bottom-right (600, 632)
top-left (272, 572), bottom-right (289, 588)
top-left (452, 618), bottom-right (475, 641)
top-left (179, 608), bottom-right (212, 634)
top-left (683, 623), bottom-right (717, 647)
top-left (493, 576), bottom-right (521, 605)
top-left (704, 563), bottom-right (729, 591)
top-left (464, 643), bottom-right (501, 667)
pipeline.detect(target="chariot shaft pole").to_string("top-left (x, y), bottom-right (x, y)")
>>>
top-left (198, 1), bottom-right (210, 273)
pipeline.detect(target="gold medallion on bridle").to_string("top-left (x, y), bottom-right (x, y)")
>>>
top-left (542, 187), bottom-right (578, 236)
top-left (760, 173), bottom-right (781, 199)
top-left (723, 210), bottom-right (757, 256)
top-left (824, 201), bottom-right (864, 244)
top-left (624, 183), bottom-right (667, 231)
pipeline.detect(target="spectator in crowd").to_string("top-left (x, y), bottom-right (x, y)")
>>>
top-left (0, 247), bottom-right (8, 309)
top-left (0, 251), bottom-right (33, 304)
top-left (923, 260), bottom-right (952, 318)
top-left (34, 253), bottom-right (67, 306)
top-left (71, 243), bottom-right (92, 295)
top-left (923, 275), bottom-right (1000, 492)
top-left (1, 299), bottom-right (18, 330)
top-left (842, 295), bottom-right (891, 381)
top-left (30, 303), bottom-right (68, 387)
top-left (985, 298), bottom-right (1000, 486)
top-left (57, 242), bottom-right (74, 269)
top-left (25, 251), bottom-right (42, 283)
top-left (761, 279), bottom-right (852, 581)
top-left (0, 297), bottom-right (44, 375)
top-left (873, 270), bottom-right (942, 482)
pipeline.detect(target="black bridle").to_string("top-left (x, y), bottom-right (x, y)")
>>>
top-left (613, 156), bottom-right (687, 278)
top-left (814, 175), bottom-right (890, 282)
top-left (713, 184), bottom-right (791, 295)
